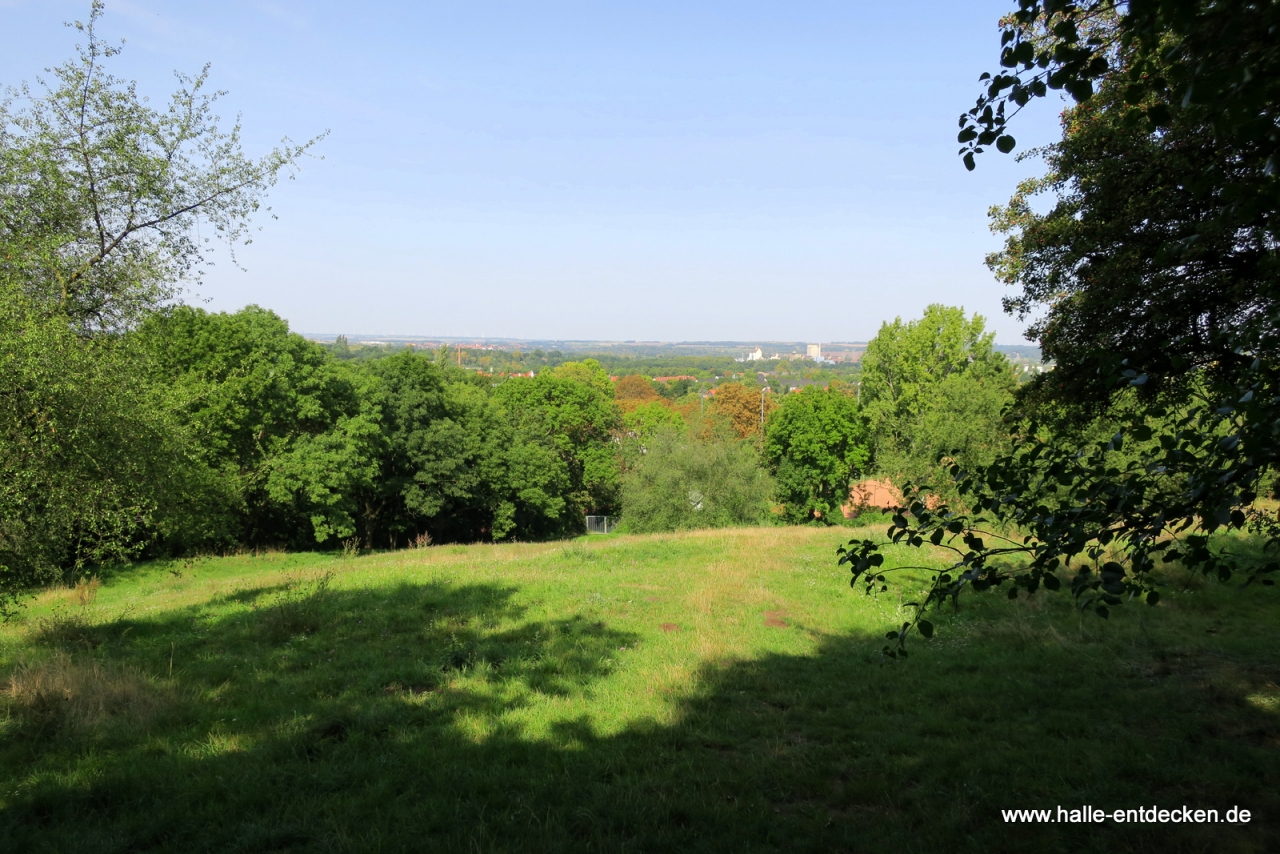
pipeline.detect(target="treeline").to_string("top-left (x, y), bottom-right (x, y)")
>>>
top-left (3, 294), bottom-right (1015, 604)
top-left (142, 306), bottom-right (624, 551)
top-left (576, 303), bottom-right (1018, 531)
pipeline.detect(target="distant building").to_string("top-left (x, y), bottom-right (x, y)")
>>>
top-left (806, 343), bottom-right (822, 360)
top-left (745, 347), bottom-right (764, 361)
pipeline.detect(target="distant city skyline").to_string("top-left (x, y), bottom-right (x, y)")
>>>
top-left (302, 332), bottom-right (1041, 360)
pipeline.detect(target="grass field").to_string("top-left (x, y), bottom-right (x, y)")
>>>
top-left (2, 525), bottom-right (1278, 852)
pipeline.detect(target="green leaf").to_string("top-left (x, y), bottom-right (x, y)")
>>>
top-left (917, 619), bottom-right (934, 639)
top-left (995, 135), bottom-right (1016, 153)
top-left (1146, 103), bottom-right (1171, 126)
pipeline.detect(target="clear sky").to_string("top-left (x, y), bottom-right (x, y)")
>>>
top-left (1, 1), bottom-right (1067, 343)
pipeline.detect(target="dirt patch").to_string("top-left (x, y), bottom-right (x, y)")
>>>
top-left (763, 609), bottom-right (789, 628)
top-left (660, 623), bottom-right (680, 633)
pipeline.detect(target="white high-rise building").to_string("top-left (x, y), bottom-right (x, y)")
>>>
top-left (806, 343), bottom-right (821, 360)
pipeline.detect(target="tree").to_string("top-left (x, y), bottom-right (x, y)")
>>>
top-left (841, 2), bottom-right (1280, 655)
top-left (988, 51), bottom-right (1275, 410)
top-left (496, 360), bottom-right (621, 531)
top-left (860, 305), bottom-right (1014, 490)
top-left (614, 374), bottom-right (661, 406)
top-left (656, 377), bottom-right (695, 399)
top-left (0, 4), bottom-right (319, 603)
top-left (620, 428), bottom-right (774, 534)
top-left (711, 382), bottom-right (776, 441)
top-left (0, 2), bottom-right (321, 331)
top-left (621, 400), bottom-right (685, 439)
top-left (141, 306), bottom-right (378, 547)
top-left (353, 352), bottom-right (571, 546)
top-left (764, 386), bottom-right (869, 524)
top-left (0, 292), bottom-right (218, 611)
top-left (959, 1), bottom-right (1277, 199)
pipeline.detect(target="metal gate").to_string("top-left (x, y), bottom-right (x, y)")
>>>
top-left (585, 515), bottom-right (617, 534)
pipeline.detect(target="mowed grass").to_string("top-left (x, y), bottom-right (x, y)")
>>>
top-left (1, 526), bottom-right (1278, 853)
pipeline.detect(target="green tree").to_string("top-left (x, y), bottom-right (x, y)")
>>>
top-left (622, 400), bottom-right (685, 439)
top-left (0, 4), bottom-right (318, 603)
top-left (0, 3), bottom-right (320, 330)
top-left (620, 429), bottom-right (774, 534)
top-left (0, 291), bottom-right (221, 610)
top-left (842, 1), bottom-right (1280, 655)
top-left (353, 353), bottom-right (570, 546)
top-left (860, 305), bottom-right (1014, 490)
top-left (141, 306), bottom-right (378, 547)
top-left (496, 360), bottom-right (621, 532)
top-left (765, 387), bottom-right (869, 524)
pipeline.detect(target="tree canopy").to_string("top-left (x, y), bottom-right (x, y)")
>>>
top-left (859, 305), bottom-right (1014, 489)
top-left (842, 0), bottom-right (1280, 656)
top-left (764, 386), bottom-right (868, 524)
top-left (0, 4), bottom-right (320, 609)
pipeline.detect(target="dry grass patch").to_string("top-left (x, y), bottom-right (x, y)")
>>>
top-left (4, 652), bottom-right (175, 736)
top-left (28, 609), bottom-right (103, 650)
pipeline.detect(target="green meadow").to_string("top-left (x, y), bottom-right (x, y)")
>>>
top-left (2, 525), bottom-right (1277, 853)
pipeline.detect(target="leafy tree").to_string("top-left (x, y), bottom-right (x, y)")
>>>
top-left (614, 374), bottom-right (660, 402)
top-left (621, 400), bottom-right (685, 439)
top-left (353, 353), bottom-right (571, 546)
top-left (548, 358), bottom-right (613, 396)
top-left (0, 290), bottom-right (219, 610)
top-left (0, 2), bottom-right (320, 331)
top-left (656, 378), bottom-right (695, 399)
top-left (765, 387), bottom-right (869, 524)
top-left (620, 429), bottom-right (774, 533)
top-left (959, 1), bottom-right (1277, 215)
top-left (496, 360), bottom-right (621, 530)
top-left (842, 1), bottom-right (1280, 655)
top-left (711, 382), bottom-right (776, 441)
top-left (141, 306), bottom-right (378, 547)
top-left (0, 4), bottom-right (318, 602)
top-left (860, 305), bottom-right (1013, 489)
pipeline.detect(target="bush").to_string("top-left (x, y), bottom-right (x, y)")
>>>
top-left (620, 429), bottom-right (773, 533)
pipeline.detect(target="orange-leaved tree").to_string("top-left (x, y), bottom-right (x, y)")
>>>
top-left (712, 383), bottom-right (777, 441)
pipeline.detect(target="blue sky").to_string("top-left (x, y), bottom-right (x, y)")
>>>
top-left (1, 1), bottom-right (1066, 343)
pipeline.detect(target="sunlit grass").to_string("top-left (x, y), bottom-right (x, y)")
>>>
top-left (1, 525), bottom-right (1277, 852)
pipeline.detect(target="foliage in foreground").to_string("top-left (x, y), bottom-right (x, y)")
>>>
top-left (841, 360), bottom-right (1280, 656)
top-left (845, 0), bottom-right (1280, 651)
top-left (0, 4), bottom-right (318, 610)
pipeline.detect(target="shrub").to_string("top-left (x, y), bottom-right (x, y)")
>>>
top-left (620, 429), bottom-right (773, 533)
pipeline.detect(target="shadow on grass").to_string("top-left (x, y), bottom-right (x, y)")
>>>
top-left (2, 577), bottom-right (1279, 853)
